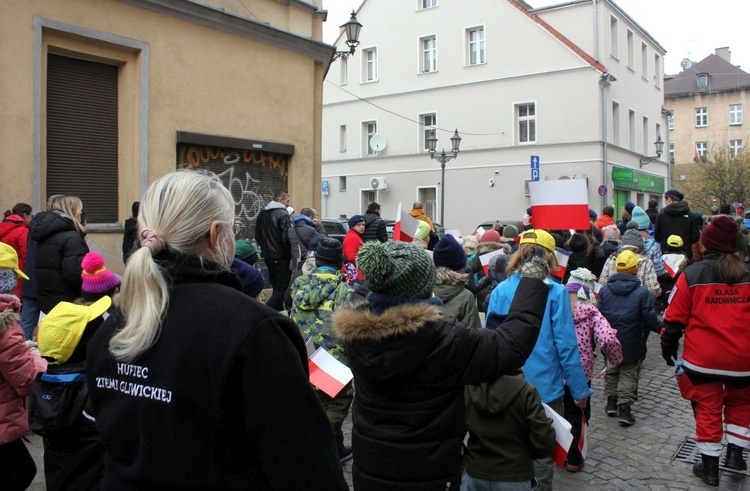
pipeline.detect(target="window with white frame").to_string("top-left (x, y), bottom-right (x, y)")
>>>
top-left (626, 30), bottom-right (634, 68)
top-left (339, 125), bottom-right (347, 153)
top-left (610, 16), bottom-right (619, 58)
top-left (466, 26), bottom-right (485, 65)
top-left (695, 141), bottom-right (708, 158)
top-left (420, 35), bottom-right (437, 73)
top-left (730, 104), bottom-right (743, 125)
top-left (420, 113), bottom-right (436, 151)
top-left (695, 107), bottom-right (707, 127)
top-left (641, 43), bottom-right (648, 79)
top-left (668, 113), bottom-right (674, 130)
top-left (730, 139), bottom-right (744, 156)
top-left (418, 0), bottom-right (437, 9)
top-left (642, 116), bottom-right (649, 154)
top-left (612, 101), bottom-right (620, 145)
top-left (517, 103), bottom-right (536, 143)
top-left (669, 142), bottom-right (675, 164)
top-left (362, 121), bottom-right (377, 155)
top-left (340, 58), bottom-right (348, 85)
top-left (654, 54), bottom-right (661, 87)
top-left (628, 110), bottom-right (635, 150)
top-left (697, 73), bottom-right (709, 88)
top-left (362, 47), bottom-right (378, 82)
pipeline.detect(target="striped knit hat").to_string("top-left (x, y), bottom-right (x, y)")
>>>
top-left (81, 252), bottom-right (121, 293)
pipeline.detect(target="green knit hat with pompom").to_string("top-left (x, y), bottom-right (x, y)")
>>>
top-left (357, 241), bottom-right (436, 299)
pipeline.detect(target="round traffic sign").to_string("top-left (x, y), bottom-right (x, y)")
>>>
top-left (597, 185), bottom-right (608, 196)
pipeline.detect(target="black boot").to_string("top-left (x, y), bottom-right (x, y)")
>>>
top-left (693, 454), bottom-right (719, 486)
top-left (605, 396), bottom-right (618, 417)
top-left (336, 433), bottom-right (353, 463)
top-left (617, 404), bottom-right (635, 426)
top-left (725, 443), bottom-right (747, 471)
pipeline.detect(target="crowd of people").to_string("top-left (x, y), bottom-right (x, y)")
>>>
top-left (1, 174), bottom-right (749, 490)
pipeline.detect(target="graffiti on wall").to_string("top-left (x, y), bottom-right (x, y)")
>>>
top-left (176, 143), bottom-right (289, 244)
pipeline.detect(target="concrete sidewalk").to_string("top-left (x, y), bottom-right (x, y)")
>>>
top-left (24, 334), bottom-right (748, 490)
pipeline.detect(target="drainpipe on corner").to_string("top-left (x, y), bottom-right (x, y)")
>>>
top-left (663, 109), bottom-right (673, 192)
top-left (600, 72), bottom-right (616, 208)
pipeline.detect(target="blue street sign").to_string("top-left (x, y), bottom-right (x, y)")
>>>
top-left (322, 180), bottom-right (329, 195)
top-left (530, 155), bottom-right (540, 169)
top-left (531, 168), bottom-right (540, 182)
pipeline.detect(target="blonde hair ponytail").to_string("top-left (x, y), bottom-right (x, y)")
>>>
top-left (109, 171), bottom-right (234, 362)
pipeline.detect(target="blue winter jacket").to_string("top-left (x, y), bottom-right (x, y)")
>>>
top-left (487, 274), bottom-right (592, 403)
top-left (597, 273), bottom-right (661, 364)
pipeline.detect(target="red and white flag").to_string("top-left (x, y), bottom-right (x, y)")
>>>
top-left (308, 347), bottom-right (353, 398)
top-left (578, 414), bottom-right (588, 460)
top-left (543, 403), bottom-right (574, 468)
top-left (480, 249), bottom-right (505, 275)
top-left (551, 249), bottom-right (570, 281)
top-left (473, 227), bottom-right (486, 239)
top-left (663, 253), bottom-right (686, 278)
top-left (529, 179), bottom-right (590, 230)
top-left (392, 203), bottom-right (421, 243)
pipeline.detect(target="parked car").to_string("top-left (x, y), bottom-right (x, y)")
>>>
top-left (319, 218), bottom-right (349, 243)
top-left (384, 220), bottom-right (445, 240)
top-left (475, 220), bottom-right (524, 235)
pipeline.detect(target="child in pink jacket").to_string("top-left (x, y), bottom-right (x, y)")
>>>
top-left (0, 248), bottom-right (48, 489)
top-left (562, 268), bottom-right (623, 472)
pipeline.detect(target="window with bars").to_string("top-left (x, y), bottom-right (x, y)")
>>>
top-left (420, 35), bottom-right (437, 73)
top-left (517, 103), bottom-right (536, 143)
top-left (466, 26), bottom-right (485, 65)
top-left (695, 107), bottom-right (707, 127)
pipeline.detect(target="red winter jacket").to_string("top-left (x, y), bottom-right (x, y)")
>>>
top-left (595, 214), bottom-right (615, 230)
top-left (661, 252), bottom-right (750, 379)
top-left (0, 215), bottom-right (29, 269)
top-left (342, 229), bottom-right (365, 281)
top-left (0, 295), bottom-right (47, 444)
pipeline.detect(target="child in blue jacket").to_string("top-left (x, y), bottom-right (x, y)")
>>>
top-left (597, 250), bottom-right (661, 426)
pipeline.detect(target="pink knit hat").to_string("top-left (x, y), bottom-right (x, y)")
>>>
top-left (81, 252), bottom-right (121, 293)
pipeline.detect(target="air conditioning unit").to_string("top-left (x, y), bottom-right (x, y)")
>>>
top-left (370, 176), bottom-right (388, 190)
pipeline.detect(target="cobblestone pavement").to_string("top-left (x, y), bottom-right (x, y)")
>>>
top-left (25, 336), bottom-right (748, 490)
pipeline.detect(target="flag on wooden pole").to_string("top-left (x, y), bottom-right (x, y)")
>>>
top-left (543, 403), bottom-right (574, 468)
top-left (529, 179), bottom-right (590, 230)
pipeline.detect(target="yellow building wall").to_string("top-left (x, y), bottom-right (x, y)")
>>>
top-left (0, 0), bottom-right (329, 273)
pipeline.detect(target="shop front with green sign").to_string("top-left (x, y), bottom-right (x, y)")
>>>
top-left (611, 166), bottom-right (666, 219)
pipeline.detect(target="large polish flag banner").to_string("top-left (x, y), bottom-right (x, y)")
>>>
top-left (480, 249), bottom-right (505, 275)
top-left (543, 403), bottom-right (574, 468)
top-left (529, 179), bottom-right (590, 231)
top-left (392, 203), bottom-right (421, 242)
top-left (308, 346), bottom-right (353, 398)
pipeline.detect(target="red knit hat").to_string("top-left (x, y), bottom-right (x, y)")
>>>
top-left (701, 216), bottom-right (738, 254)
top-left (481, 229), bottom-right (501, 243)
top-left (81, 252), bottom-right (121, 293)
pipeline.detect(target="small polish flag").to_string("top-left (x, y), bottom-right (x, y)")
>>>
top-left (593, 282), bottom-right (602, 298)
top-left (392, 203), bottom-right (421, 242)
top-left (308, 347), bottom-right (353, 398)
top-left (480, 249), bottom-right (505, 275)
top-left (473, 227), bottom-right (486, 239)
top-left (551, 248), bottom-right (570, 281)
top-left (579, 414), bottom-right (588, 460)
top-left (543, 402), bottom-right (573, 468)
top-left (663, 253), bottom-right (686, 278)
top-left (529, 179), bottom-right (590, 231)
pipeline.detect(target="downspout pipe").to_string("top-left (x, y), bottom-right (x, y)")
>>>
top-left (600, 73), bottom-right (616, 207)
top-left (663, 109), bottom-right (673, 192)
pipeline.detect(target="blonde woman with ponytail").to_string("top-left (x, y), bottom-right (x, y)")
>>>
top-left (85, 170), bottom-right (348, 490)
top-left (29, 195), bottom-right (88, 313)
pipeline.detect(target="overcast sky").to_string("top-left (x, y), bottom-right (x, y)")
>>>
top-left (322, 0), bottom-right (750, 75)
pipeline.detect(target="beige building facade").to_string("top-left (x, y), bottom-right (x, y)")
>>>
top-left (665, 48), bottom-right (750, 166)
top-left (0, 0), bottom-right (333, 272)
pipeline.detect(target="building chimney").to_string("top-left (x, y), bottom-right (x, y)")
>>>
top-left (715, 47), bottom-right (731, 63)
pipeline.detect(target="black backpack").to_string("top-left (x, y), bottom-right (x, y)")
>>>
top-left (28, 371), bottom-right (89, 437)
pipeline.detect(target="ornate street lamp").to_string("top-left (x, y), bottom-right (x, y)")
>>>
top-left (640, 135), bottom-right (665, 167)
top-left (332, 11), bottom-right (363, 61)
top-left (428, 129), bottom-right (462, 225)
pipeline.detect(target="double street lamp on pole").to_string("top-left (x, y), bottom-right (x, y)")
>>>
top-left (427, 129), bottom-right (462, 225)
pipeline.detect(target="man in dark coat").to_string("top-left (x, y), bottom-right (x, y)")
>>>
top-left (288, 207), bottom-right (324, 271)
top-left (255, 191), bottom-right (292, 310)
top-left (121, 201), bottom-right (139, 264)
top-left (654, 189), bottom-right (701, 260)
top-left (362, 202), bottom-right (387, 243)
top-left (333, 241), bottom-right (550, 490)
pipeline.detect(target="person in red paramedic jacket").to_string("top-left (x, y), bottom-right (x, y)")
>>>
top-left (660, 216), bottom-right (750, 486)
